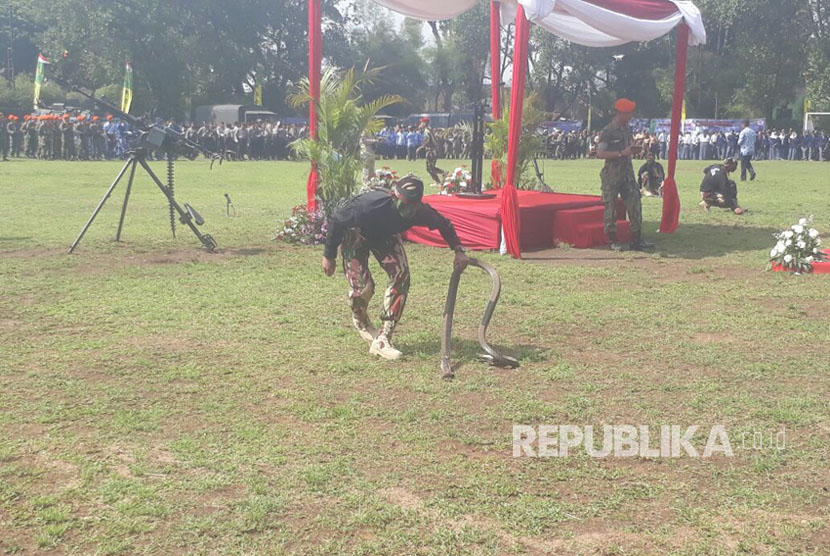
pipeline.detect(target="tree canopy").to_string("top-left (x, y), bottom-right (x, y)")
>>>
top-left (1, 0), bottom-right (827, 126)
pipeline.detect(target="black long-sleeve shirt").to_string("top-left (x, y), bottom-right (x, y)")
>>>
top-left (700, 164), bottom-right (730, 194)
top-left (323, 190), bottom-right (461, 259)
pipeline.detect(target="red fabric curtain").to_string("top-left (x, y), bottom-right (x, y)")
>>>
top-left (306, 0), bottom-right (322, 212)
top-left (490, 1), bottom-right (503, 189)
top-left (659, 22), bottom-right (688, 233)
top-left (502, 4), bottom-right (530, 258)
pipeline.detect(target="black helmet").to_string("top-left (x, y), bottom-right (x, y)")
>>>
top-left (394, 175), bottom-right (424, 204)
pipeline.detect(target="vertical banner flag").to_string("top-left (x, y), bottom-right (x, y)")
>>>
top-left (121, 61), bottom-right (133, 114)
top-left (680, 98), bottom-right (686, 132)
top-left (254, 81), bottom-right (263, 106)
top-left (33, 53), bottom-right (49, 110)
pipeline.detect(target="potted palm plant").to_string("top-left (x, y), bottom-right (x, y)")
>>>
top-left (289, 65), bottom-right (404, 216)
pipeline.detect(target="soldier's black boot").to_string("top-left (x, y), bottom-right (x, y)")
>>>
top-left (608, 233), bottom-right (624, 252)
top-left (629, 232), bottom-right (655, 251)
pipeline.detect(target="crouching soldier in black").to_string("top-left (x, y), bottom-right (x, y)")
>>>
top-left (637, 153), bottom-right (665, 197)
top-left (700, 158), bottom-right (744, 214)
top-left (322, 176), bottom-right (468, 360)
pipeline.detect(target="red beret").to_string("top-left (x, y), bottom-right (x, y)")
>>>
top-left (614, 98), bottom-right (636, 113)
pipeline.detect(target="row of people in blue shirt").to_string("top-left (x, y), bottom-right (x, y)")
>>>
top-left (376, 125), bottom-right (426, 160)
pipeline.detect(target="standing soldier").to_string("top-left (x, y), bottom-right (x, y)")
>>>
top-left (8, 115), bottom-right (23, 158)
top-left (419, 118), bottom-right (445, 185)
top-left (89, 116), bottom-right (104, 159)
top-left (36, 115), bottom-right (50, 159)
top-left (23, 115), bottom-right (37, 157)
top-left (11, 116), bottom-right (23, 158)
top-left (0, 114), bottom-right (9, 161)
top-left (596, 99), bottom-right (654, 251)
top-left (51, 115), bottom-right (62, 160)
top-left (77, 115), bottom-right (91, 160)
top-left (60, 115), bottom-right (75, 160)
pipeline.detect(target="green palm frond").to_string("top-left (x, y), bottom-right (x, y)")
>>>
top-left (289, 65), bottom-right (405, 211)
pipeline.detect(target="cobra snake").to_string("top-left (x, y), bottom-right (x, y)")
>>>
top-left (440, 258), bottom-right (520, 379)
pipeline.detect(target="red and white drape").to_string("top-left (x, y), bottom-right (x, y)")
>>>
top-left (306, 0), bottom-right (706, 256)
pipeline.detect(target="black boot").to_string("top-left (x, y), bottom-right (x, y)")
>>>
top-left (629, 232), bottom-right (655, 251)
top-left (608, 233), bottom-right (623, 252)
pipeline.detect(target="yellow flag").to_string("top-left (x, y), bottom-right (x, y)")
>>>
top-left (121, 62), bottom-right (133, 114)
top-left (254, 82), bottom-right (263, 106)
top-left (804, 98), bottom-right (811, 113)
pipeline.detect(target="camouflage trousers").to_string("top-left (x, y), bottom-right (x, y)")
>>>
top-left (601, 172), bottom-right (642, 239)
top-left (341, 229), bottom-right (411, 329)
top-left (426, 150), bottom-right (444, 184)
top-left (701, 181), bottom-right (738, 210)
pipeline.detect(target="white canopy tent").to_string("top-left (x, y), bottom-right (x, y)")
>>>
top-left (305, 0), bottom-right (707, 257)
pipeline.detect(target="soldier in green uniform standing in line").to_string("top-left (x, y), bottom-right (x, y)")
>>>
top-left (596, 98), bottom-right (654, 252)
top-left (23, 115), bottom-right (37, 157)
top-left (36, 116), bottom-right (51, 159)
top-left (0, 114), bottom-right (10, 161)
top-left (51, 116), bottom-right (63, 160)
top-left (61, 115), bottom-right (75, 160)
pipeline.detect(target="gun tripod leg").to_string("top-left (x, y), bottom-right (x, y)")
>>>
top-left (69, 157), bottom-right (136, 254)
top-left (137, 158), bottom-right (217, 251)
top-left (115, 158), bottom-right (139, 242)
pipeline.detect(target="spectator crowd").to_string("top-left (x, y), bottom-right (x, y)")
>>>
top-left (2, 110), bottom-right (827, 163)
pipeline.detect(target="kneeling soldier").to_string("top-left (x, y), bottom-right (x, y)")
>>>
top-left (699, 158), bottom-right (744, 214)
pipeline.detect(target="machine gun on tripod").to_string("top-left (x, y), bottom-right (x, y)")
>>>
top-left (67, 87), bottom-right (221, 253)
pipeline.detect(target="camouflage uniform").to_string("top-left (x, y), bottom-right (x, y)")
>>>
top-left (598, 120), bottom-right (642, 241)
top-left (0, 117), bottom-right (9, 160)
top-left (341, 228), bottom-right (410, 335)
top-left (37, 121), bottom-right (51, 159)
top-left (25, 120), bottom-right (38, 157)
top-left (422, 128), bottom-right (445, 184)
top-left (61, 120), bottom-right (75, 160)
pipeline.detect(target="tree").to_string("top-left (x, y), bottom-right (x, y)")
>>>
top-left (345, 17), bottom-right (428, 117)
top-left (805, 0), bottom-right (830, 109)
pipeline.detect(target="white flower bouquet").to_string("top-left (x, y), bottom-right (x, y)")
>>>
top-left (360, 167), bottom-right (399, 193)
top-left (441, 166), bottom-right (473, 195)
top-left (768, 217), bottom-right (825, 273)
top-left (374, 167), bottom-right (398, 188)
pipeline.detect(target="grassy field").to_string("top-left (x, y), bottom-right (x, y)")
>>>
top-left (0, 157), bottom-right (828, 555)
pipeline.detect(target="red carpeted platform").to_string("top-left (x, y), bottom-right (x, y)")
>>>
top-left (553, 206), bottom-right (630, 248)
top-left (404, 189), bottom-right (626, 250)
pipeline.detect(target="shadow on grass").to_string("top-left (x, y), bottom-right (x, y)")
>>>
top-left (399, 336), bottom-right (545, 374)
top-left (653, 222), bottom-right (779, 260)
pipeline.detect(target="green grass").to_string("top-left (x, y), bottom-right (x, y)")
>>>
top-left (0, 157), bottom-right (828, 555)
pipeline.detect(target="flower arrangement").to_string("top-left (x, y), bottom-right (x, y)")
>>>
top-left (441, 166), bottom-right (473, 195)
top-left (276, 204), bottom-right (328, 245)
top-left (374, 167), bottom-right (398, 188)
top-left (359, 167), bottom-right (399, 194)
top-left (768, 216), bottom-right (825, 273)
